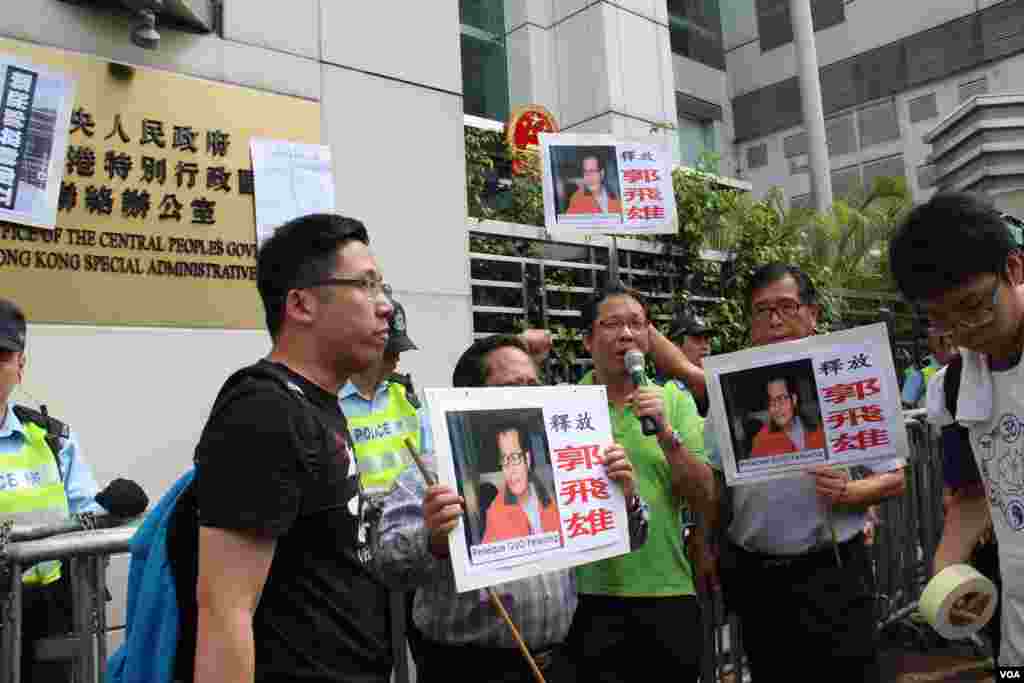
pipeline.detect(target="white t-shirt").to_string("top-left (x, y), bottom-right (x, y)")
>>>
top-left (950, 350), bottom-right (1024, 665)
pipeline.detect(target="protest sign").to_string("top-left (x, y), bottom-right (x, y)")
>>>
top-left (539, 132), bottom-right (676, 235)
top-left (249, 138), bottom-right (336, 245)
top-left (426, 385), bottom-right (631, 593)
top-left (704, 323), bottom-right (908, 486)
top-left (0, 54), bottom-right (74, 230)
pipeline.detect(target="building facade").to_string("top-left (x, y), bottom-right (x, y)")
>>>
top-left (725, 0), bottom-right (1024, 206)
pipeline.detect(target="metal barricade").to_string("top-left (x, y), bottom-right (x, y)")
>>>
top-left (698, 413), bottom-right (951, 682)
top-left (0, 518), bottom-right (139, 683)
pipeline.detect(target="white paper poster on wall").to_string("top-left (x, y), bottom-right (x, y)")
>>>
top-left (539, 132), bottom-right (677, 236)
top-left (250, 138), bottom-right (336, 244)
top-left (0, 54), bottom-right (75, 231)
top-left (704, 323), bottom-right (908, 486)
top-left (426, 385), bottom-right (631, 593)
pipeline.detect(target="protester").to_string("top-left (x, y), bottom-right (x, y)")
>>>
top-left (370, 333), bottom-right (649, 683)
top-left (902, 327), bottom-right (958, 408)
top-left (890, 192), bottom-right (1024, 664)
top-left (567, 284), bottom-right (711, 683)
top-left (703, 263), bottom-right (905, 682)
top-left (0, 298), bottom-right (103, 679)
top-left (186, 214), bottom-right (396, 683)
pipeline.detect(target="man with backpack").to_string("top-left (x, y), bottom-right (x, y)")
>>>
top-left (161, 213), bottom-right (397, 683)
top-left (891, 192), bottom-right (1024, 663)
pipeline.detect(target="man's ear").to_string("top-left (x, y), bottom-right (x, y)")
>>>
top-left (805, 303), bottom-right (820, 328)
top-left (1007, 251), bottom-right (1024, 286)
top-left (16, 353), bottom-right (25, 384)
top-left (284, 289), bottom-right (318, 327)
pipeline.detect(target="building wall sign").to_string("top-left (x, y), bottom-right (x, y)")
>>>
top-left (0, 38), bottom-right (321, 329)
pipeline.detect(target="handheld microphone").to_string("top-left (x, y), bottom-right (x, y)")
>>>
top-left (95, 478), bottom-right (149, 517)
top-left (624, 350), bottom-right (659, 436)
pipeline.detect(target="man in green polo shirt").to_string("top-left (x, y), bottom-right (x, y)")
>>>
top-left (567, 284), bottom-right (712, 683)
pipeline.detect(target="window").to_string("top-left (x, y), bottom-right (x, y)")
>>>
top-left (783, 131), bottom-right (807, 159)
top-left (460, 0), bottom-right (509, 121)
top-left (830, 165), bottom-right (862, 200)
top-left (959, 77), bottom-right (988, 103)
top-left (858, 100), bottom-right (901, 149)
top-left (747, 143), bottom-right (768, 169)
top-left (908, 93), bottom-right (938, 123)
top-left (862, 155), bottom-right (905, 192)
top-left (756, 0), bottom-right (845, 52)
top-left (678, 115), bottom-right (718, 168)
top-left (825, 114), bottom-right (857, 157)
top-left (668, 0), bottom-right (726, 70)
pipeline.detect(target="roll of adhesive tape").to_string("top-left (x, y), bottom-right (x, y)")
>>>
top-left (920, 564), bottom-right (998, 639)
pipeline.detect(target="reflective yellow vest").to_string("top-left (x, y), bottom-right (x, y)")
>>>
top-left (346, 383), bottom-right (421, 495)
top-left (0, 422), bottom-right (71, 585)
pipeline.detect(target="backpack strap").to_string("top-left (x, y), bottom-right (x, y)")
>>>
top-left (12, 404), bottom-right (69, 480)
top-left (943, 355), bottom-right (963, 421)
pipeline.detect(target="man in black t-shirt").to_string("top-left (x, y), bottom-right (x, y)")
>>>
top-left (189, 213), bottom-right (396, 683)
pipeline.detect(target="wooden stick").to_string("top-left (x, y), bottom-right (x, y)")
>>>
top-left (403, 437), bottom-right (547, 683)
top-left (486, 588), bottom-right (548, 683)
top-left (404, 437), bottom-right (437, 487)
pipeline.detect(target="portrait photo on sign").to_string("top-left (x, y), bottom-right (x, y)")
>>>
top-left (445, 407), bottom-right (564, 566)
top-left (547, 145), bottom-right (622, 221)
top-left (719, 358), bottom-right (827, 474)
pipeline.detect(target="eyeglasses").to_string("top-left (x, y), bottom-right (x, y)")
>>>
top-left (767, 394), bottom-right (792, 408)
top-left (500, 452), bottom-right (527, 467)
top-left (306, 276), bottom-right (392, 303)
top-left (928, 279), bottom-right (1001, 334)
top-left (597, 318), bottom-right (648, 334)
top-left (752, 299), bottom-right (803, 323)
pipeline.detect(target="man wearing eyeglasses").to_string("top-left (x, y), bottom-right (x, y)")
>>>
top-left (189, 214), bottom-right (398, 683)
top-left (890, 192), bottom-right (1024, 666)
top-left (369, 334), bottom-right (648, 683)
top-left (702, 263), bottom-right (905, 682)
top-left (568, 284), bottom-right (711, 683)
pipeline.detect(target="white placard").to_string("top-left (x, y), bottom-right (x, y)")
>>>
top-left (249, 138), bottom-right (336, 244)
top-left (539, 132), bottom-right (677, 235)
top-left (0, 54), bottom-right (75, 231)
top-left (426, 385), bottom-right (631, 593)
top-left (704, 323), bottom-right (908, 486)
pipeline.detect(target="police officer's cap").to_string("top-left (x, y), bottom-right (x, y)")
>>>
top-left (0, 299), bottom-right (26, 353)
top-left (387, 299), bottom-right (418, 354)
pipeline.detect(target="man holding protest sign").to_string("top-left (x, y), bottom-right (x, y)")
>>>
top-left (702, 263), bottom-right (905, 682)
top-left (567, 284), bottom-right (712, 683)
top-left (369, 333), bottom-right (649, 683)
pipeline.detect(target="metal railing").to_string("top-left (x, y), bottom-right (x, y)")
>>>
top-left (0, 517), bottom-right (139, 683)
top-left (696, 413), bottom-right (965, 682)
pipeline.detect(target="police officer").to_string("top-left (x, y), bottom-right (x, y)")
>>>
top-left (0, 298), bottom-right (102, 679)
top-left (340, 298), bottom-right (429, 496)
